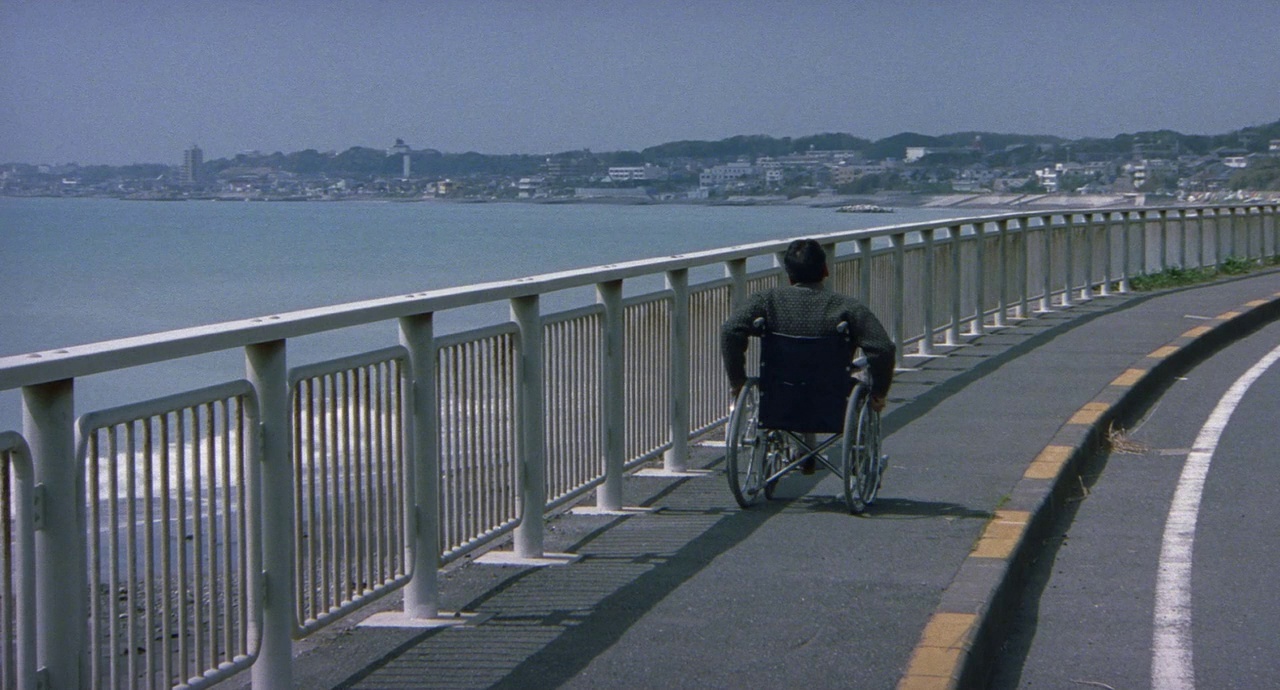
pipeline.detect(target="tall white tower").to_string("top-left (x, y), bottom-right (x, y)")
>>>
top-left (389, 138), bottom-right (411, 178)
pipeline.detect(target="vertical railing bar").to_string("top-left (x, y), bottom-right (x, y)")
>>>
top-left (995, 220), bottom-right (1010, 325)
top-left (1039, 215), bottom-right (1054, 311)
top-left (159, 414), bottom-right (173, 688)
top-left (1080, 214), bottom-right (1094, 302)
top-left (1061, 214), bottom-right (1075, 308)
top-left (206, 401), bottom-right (221, 669)
top-left (971, 222), bottom-right (987, 335)
top-left (1178, 208), bottom-right (1189, 269)
top-left (190, 409), bottom-right (204, 677)
top-left (108, 425), bottom-right (122, 686)
top-left (918, 229), bottom-right (935, 354)
top-left (1159, 209), bottom-right (1170, 270)
top-left (143, 417), bottom-right (157, 688)
top-left (88, 430), bottom-right (102, 688)
top-left (1017, 218), bottom-right (1031, 317)
top-left (1098, 213), bottom-right (1112, 297)
top-left (221, 399), bottom-right (235, 665)
top-left (946, 225), bottom-right (963, 342)
top-left (665, 269), bottom-right (690, 472)
top-left (176, 410), bottom-right (189, 682)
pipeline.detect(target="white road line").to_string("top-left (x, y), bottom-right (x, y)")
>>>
top-left (1152, 341), bottom-right (1280, 690)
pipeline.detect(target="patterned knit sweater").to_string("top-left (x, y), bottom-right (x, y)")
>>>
top-left (720, 282), bottom-right (895, 397)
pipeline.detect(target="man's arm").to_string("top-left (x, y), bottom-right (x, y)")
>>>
top-left (849, 300), bottom-right (895, 405)
top-left (720, 294), bottom-right (766, 396)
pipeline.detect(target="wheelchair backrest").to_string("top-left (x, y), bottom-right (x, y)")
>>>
top-left (757, 330), bottom-right (856, 433)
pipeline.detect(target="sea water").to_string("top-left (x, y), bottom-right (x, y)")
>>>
top-left (1, 197), bottom-right (965, 428)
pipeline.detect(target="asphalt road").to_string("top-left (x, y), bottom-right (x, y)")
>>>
top-left (992, 318), bottom-right (1280, 689)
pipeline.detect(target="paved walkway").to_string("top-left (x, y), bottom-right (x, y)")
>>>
top-left (236, 269), bottom-right (1280, 690)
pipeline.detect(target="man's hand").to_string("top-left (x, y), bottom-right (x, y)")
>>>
top-left (870, 394), bottom-right (887, 412)
top-left (730, 384), bottom-right (743, 401)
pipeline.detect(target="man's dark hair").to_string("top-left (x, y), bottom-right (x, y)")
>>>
top-left (783, 239), bottom-right (828, 284)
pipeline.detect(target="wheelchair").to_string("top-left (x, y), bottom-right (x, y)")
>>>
top-left (725, 320), bottom-right (886, 514)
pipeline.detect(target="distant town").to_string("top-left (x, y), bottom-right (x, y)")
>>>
top-left (3, 121), bottom-right (1279, 207)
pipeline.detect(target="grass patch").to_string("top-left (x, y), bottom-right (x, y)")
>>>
top-left (1129, 255), bottom-right (1279, 291)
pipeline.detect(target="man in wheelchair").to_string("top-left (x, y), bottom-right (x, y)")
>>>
top-left (720, 239), bottom-right (895, 513)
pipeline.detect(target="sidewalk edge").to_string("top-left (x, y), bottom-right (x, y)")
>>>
top-left (897, 288), bottom-right (1280, 690)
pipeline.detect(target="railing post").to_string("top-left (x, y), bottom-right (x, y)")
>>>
top-left (1213, 207), bottom-right (1224, 265)
top-left (596, 280), bottom-right (625, 511)
top-left (969, 222), bottom-right (987, 335)
top-left (1196, 208), bottom-right (1206, 268)
top-left (726, 258), bottom-right (747, 308)
top-left (1081, 213), bottom-right (1095, 301)
top-left (1178, 208), bottom-right (1189, 269)
top-left (1241, 207), bottom-right (1252, 262)
top-left (890, 233), bottom-right (906, 363)
top-left (1039, 216), bottom-right (1054, 312)
top-left (510, 295), bottom-right (547, 557)
top-left (919, 228), bottom-right (936, 355)
top-left (946, 225), bottom-right (963, 345)
top-left (1061, 214), bottom-right (1075, 308)
top-left (399, 313), bottom-right (440, 618)
top-left (1098, 213), bottom-right (1112, 297)
top-left (664, 269), bottom-right (690, 473)
top-left (994, 220), bottom-right (1010, 326)
top-left (1159, 209), bottom-right (1170, 270)
top-left (1138, 209), bottom-right (1150, 276)
top-left (24, 379), bottom-right (84, 690)
top-left (1119, 211), bottom-right (1132, 293)
top-left (857, 237), bottom-right (873, 307)
top-left (246, 340), bottom-right (293, 690)
top-left (1016, 218), bottom-right (1030, 318)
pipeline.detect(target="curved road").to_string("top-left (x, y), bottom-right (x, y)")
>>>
top-left (993, 319), bottom-right (1280, 689)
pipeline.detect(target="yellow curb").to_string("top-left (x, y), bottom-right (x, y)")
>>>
top-left (1244, 299), bottom-right (1268, 308)
top-left (1148, 345), bottom-right (1179, 359)
top-left (1110, 368), bottom-right (1145, 387)
top-left (1025, 445), bottom-right (1072, 479)
top-left (1217, 310), bottom-right (1242, 320)
top-left (919, 612), bottom-right (978, 649)
top-left (1068, 401), bottom-right (1109, 425)
top-left (898, 676), bottom-right (953, 690)
top-left (902, 646), bottom-right (963, 680)
top-left (971, 510), bottom-right (1030, 559)
top-left (1181, 325), bottom-right (1212, 338)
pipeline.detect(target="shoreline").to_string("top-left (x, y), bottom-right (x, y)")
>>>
top-left (4, 191), bottom-right (1273, 210)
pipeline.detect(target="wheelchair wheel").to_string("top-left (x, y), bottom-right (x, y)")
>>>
top-left (726, 380), bottom-right (767, 508)
top-left (842, 385), bottom-right (883, 514)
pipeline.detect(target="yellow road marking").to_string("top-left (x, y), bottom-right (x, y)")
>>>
top-left (1244, 299), bottom-right (1268, 308)
top-left (1068, 401), bottom-right (1109, 425)
top-left (1110, 368), bottom-right (1145, 387)
top-left (1148, 345), bottom-right (1179, 359)
top-left (898, 612), bottom-right (978, 689)
top-left (1026, 445), bottom-right (1072, 479)
top-left (971, 510), bottom-right (1030, 559)
top-left (1181, 326), bottom-right (1211, 338)
top-left (1217, 310), bottom-right (1242, 320)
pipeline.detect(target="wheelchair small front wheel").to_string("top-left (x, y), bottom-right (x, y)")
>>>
top-left (842, 385), bottom-right (883, 514)
top-left (726, 380), bottom-right (767, 508)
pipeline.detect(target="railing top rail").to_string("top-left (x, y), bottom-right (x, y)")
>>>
top-left (1, 202), bottom-right (1274, 391)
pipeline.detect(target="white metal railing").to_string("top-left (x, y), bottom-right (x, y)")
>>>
top-left (289, 347), bottom-right (411, 635)
top-left (1, 203), bottom-right (1275, 689)
top-left (77, 381), bottom-right (261, 690)
top-left (2, 431), bottom-right (35, 690)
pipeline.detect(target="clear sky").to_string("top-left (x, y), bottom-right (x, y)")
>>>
top-left (2, 0), bottom-right (1278, 166)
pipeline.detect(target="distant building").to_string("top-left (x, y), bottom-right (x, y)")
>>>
top-left (182, 144), bottom-right (203, 184)
top-left (389, 139), bottom-right (412, 178)
top-left (606, 164), bottom-right (668, 182)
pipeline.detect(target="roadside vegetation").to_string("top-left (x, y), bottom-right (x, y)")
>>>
top-left (1129, 255), bottom-right (1280, 291)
